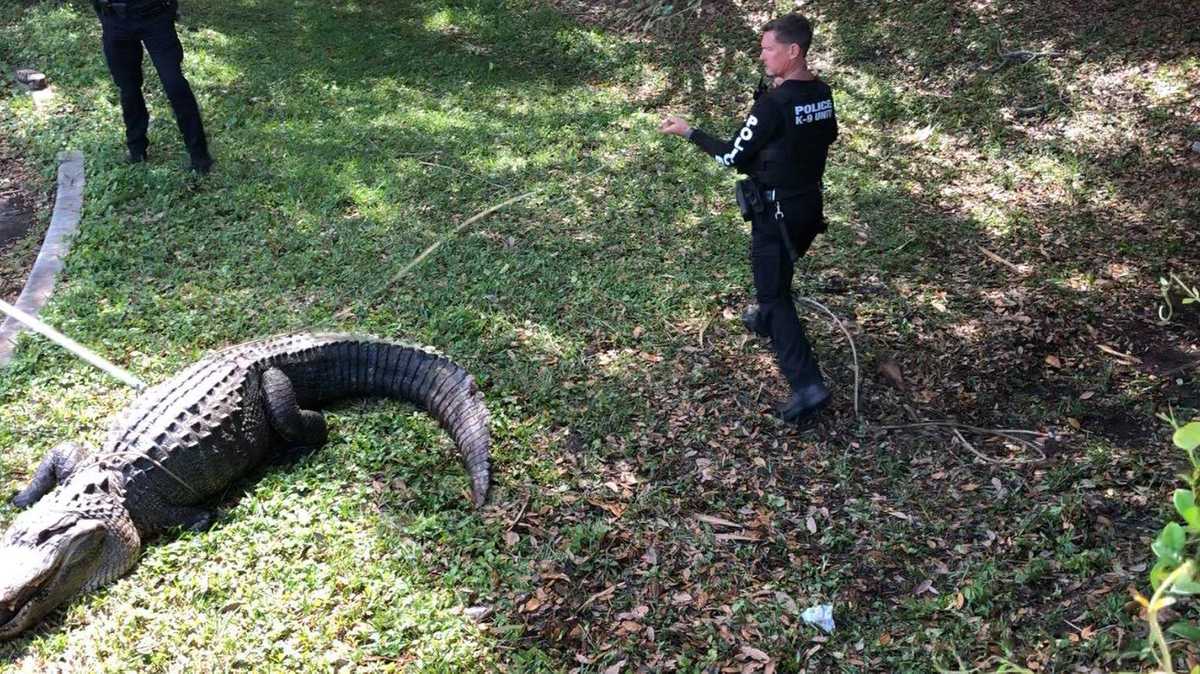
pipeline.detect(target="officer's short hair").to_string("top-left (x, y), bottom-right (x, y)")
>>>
top-left (763, 14), bottom-right (813, 55)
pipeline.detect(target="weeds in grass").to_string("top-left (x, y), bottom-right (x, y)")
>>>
top-left (1135, 412), bottom-right (1200, 673)
top-left (1159, 275), bottom-right (1200, 324)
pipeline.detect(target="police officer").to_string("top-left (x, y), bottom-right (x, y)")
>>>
top-left (660, 13), bottom-right (837, 424)
top-left (93, 0), bottom-right (213, 174)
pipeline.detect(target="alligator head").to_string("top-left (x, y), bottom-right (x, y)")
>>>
top-left (0, 476), bottom-right (140, 640)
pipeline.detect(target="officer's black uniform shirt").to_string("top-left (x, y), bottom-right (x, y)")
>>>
top-left (689, 78), bottom-right (837, 189)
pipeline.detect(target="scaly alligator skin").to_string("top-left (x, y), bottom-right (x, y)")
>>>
top-left (0, 333), bottom-right (491, 640)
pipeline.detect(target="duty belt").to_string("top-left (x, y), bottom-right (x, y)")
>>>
top-left (756, 183), bottom-right (820, 264)
top-left (763, 185), bottom-right (820, 202)
top-left (94, 0), bottom-right (171, 18)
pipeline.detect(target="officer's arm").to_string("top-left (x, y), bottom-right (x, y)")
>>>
top-left (688, 99), bottom-right (780, 170)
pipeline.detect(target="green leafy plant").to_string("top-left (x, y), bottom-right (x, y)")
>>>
top-left (1139, 415), bottom-right (1200, 673)
top-left (1131, 273), bottom-right (1200, 673)
top-left (1158, 274), bottom-right (1200, 323)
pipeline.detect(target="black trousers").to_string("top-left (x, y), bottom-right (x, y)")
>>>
top-left (99, 7), bottom-right (210, 162)
top-left (747, 193), bottom-right (825, 391)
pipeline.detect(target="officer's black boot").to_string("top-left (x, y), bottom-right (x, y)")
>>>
top-left (778, 381), bottom-right (830, 425)
top-left (188, 155), bottom-right (213, 175)
top-left (741, 305), bottom-right (770, 338)
top-left (128, 148), bottom-right (147, 164)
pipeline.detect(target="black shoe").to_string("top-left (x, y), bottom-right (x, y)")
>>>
top-left (14, 69), bottom-right (47, 91)
top-left (741, 305), bottom-right (769, 338)
top-left (188, 156), bottom-right (214, 175)
top-left (128, 149), bottom-right (147, 164)
top-left (778, 383), bottom-right (830, 424)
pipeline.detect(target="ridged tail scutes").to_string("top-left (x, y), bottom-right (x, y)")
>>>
top-left (361, 340), bottom-right (492, 507)
top-left (268, 335), bottom-right (492, 507)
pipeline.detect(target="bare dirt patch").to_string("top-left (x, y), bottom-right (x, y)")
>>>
top-left (0, 137), bottom-right (50, 304)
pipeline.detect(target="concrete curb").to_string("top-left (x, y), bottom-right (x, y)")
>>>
top-left (0, 150), bottom-right (85, 366)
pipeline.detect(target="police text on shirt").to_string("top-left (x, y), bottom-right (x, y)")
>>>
top-left (795, 99), bottom-right (833, 125)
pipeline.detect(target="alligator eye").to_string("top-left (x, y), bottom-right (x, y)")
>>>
top-left (35, 525), bottom-right (72, 546)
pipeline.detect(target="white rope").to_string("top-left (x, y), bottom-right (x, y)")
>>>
top-left (796, 296), bottom-right (861, 420)
top-left (0, 298), bottom-right (145, 390)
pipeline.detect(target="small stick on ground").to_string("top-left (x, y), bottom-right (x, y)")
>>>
top-left (1096, 343), bottom-right (1142, 364)
top-left (881, 420), bottom-right (1049, 457)
top-left (698, 316), bottom-right (711, 349)
top-left (881, 420), bottom-right (1048, 437)
top-left (999, 50), bottom-right (1062, 64)
top-left (951, 427), bottom-right (1043, 465)
top-left (380, 161), bottom-right (611, 296)
top-left (507, 492), bottom-right (531, 533)
top-left (978, 246), bottom-right (1024, 274)
top-left (416, 160), bottom-right (509, 191)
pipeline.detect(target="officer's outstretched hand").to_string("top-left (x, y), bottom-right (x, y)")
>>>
top-left (659, 115), bottom-right (692, 137)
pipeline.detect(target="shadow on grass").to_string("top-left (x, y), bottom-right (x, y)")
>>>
top-left (193, 0), bottom-right (627, 91)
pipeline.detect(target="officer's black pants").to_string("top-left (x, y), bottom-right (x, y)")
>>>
top-left (749, 194), bottom-right (825, 391)
top-left (100, 8), bottom-right (209, 162)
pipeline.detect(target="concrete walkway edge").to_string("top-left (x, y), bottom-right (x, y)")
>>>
top-left (0, 150), bottom-right (85, 366)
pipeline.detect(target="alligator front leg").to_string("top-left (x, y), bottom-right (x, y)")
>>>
top-left (134, 495), bottom-right (220, 534)
top-left (11, 442), bottom-right (90, 508)
top-left (165, 504), bottom-right (218, 532)
top-left (261, 367), bottom-right (329, 452)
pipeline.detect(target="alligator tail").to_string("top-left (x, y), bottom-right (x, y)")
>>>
top-left (384, 342), bottom-right (491, 507)
top-left (284, 337), bottom-right (492, 507)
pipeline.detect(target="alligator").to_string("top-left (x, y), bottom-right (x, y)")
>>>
top-left (0, 333), bottom-right (491, 640)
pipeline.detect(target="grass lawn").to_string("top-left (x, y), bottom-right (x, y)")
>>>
top-left (1, 0), bottom-right (1198, 671)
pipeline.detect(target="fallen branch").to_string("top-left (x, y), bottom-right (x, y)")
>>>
top-left (1017, 102), bottom-right (1053, 113)
top-left (978, 246), bottom-right (1024, 274)
top-left (714, 532), bottom-right (762, 543)
top-left (951, 427), bottom-right (1044, 465)
top-left (577, 583), bottom-right (623, 612)
top-left (1000, 49), bottom-right (1062, 64)
top-left (379, 161), bottom-right (611, 294)
top-left (881, 420), bottom-right (1049, 437)
top-left (1096, 343), bottom-right (1142, 364)
top-left (416, 160), bottom-right (510, 191)
top-left (697, 315), bottom-right (711, 349)
top-left (694, 513), bottom-right (742, 528)
top-left (506, 492), bottom-right (531, 533)
top-left (982, 49), bottom-right (1063, 73)
top-left (879, 420), bottom-right (1049, 455)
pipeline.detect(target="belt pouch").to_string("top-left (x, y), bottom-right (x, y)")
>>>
top-left (734, 179), bottom-right (764, 222)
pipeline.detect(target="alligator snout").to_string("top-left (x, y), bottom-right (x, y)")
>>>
top-left (0, 580), bottom-right (42, 633)
top-left (0, 559), bottom-right (50, 615)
